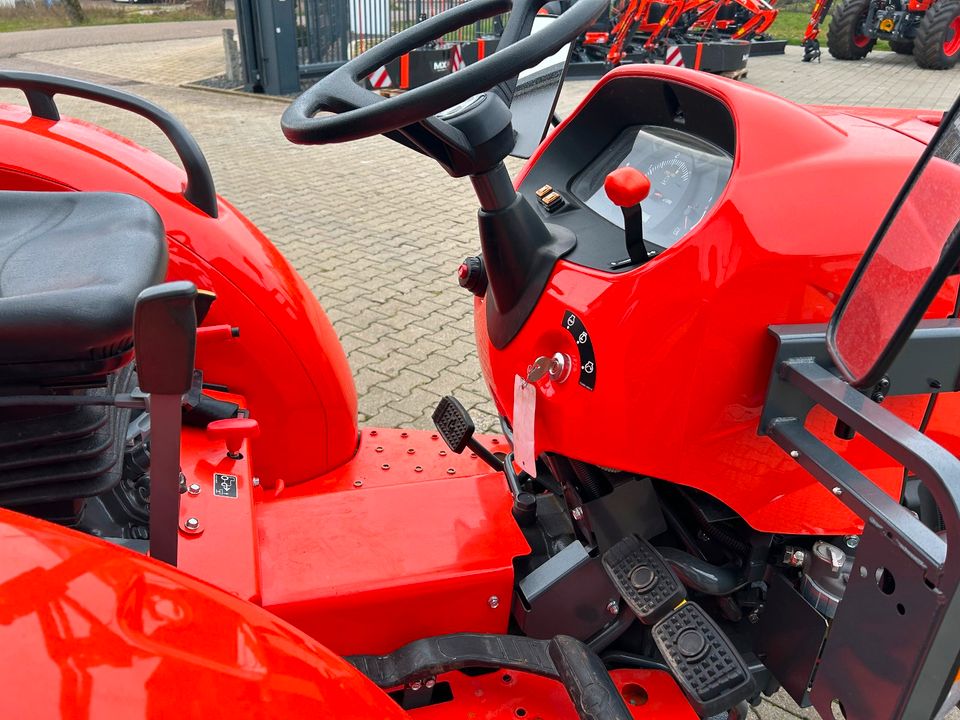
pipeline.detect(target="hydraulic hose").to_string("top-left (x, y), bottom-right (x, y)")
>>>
top-left (659, 547), bottom-right (748, 596)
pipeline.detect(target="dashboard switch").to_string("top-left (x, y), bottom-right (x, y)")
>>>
top-left (457, 256), bottom-right (487, 297)
top-left (535, 184), bottom-right (553, 199)
top-left (540, 191), bottom-right (565, 213)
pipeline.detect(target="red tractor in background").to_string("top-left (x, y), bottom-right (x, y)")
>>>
top-left (803, 0), bottom-right (960, 68)
top-left (585, 0), bottom-right (776, 66)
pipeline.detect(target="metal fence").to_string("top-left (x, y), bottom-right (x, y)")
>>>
top-left (294, 0), bottom-right (505, 75)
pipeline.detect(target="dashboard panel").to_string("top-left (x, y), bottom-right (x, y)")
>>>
top-left (517, 76), bottom-right (736, 272)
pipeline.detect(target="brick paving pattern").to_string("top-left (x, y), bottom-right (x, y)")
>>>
top-left (2, 26), bottom-right (960, 719)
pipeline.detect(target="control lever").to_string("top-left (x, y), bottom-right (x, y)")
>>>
top-left (133, 281), bottom-right (198, 566)
top-left (604, 167), bottom-right (652, 265)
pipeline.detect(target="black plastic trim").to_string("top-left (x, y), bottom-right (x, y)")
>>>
top-left (0, 71), bottom-right (219, 218)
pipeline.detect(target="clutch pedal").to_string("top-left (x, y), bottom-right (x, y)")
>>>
top-left (432, 395), bottom-right (503, 471)
top-left (602, 534), bottom-right (686, 624)
top-left (652, 601), bottom-right (756, 717)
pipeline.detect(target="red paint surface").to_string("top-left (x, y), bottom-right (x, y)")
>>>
top-left (503, 65), bottom-right (955, 535)
top-left (410, 668), bottom-right (697, 719)
top-left (0, 509), bottom-right (411, 719)
top-left (255, 428), bottom-right (529, 656)
top-left (0, 104), bottom-right (359, 488)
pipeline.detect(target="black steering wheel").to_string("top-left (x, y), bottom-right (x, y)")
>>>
top-left (281, 0), bottom-right (607, 158)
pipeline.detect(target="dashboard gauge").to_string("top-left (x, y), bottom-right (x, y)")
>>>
top-left (648, 156), bottom-right (691, 193)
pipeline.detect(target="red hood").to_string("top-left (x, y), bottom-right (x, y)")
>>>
top-left (805, 104), bottom-right (942, 145)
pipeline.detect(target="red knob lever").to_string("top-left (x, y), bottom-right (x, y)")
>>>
top-left (604, 167), bottom-right (651, 208)
top-left (206, 418), bottom-right (260, 458)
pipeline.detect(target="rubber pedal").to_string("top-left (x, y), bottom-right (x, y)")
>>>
top-left (431, 395), bottom-right (474, 453)
top-left (601, 534), bottom-right (685, 624)
top-left (652, 602), bottom-right (755, 717)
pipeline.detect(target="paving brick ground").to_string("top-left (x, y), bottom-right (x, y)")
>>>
top-left (2, 27), bottom-right (959, 719)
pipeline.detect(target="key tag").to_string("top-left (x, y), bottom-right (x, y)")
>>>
top-left (513, 374), bottom-right (537, 478)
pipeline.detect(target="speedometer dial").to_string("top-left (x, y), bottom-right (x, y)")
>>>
top-left (647, 156), bottom-right (691, 200)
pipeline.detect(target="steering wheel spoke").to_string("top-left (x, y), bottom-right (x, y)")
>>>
top-left (281, 0), bottom-right (607, 174)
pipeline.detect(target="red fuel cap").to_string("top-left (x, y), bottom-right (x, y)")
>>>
top-left (207, 418), bottom-right (260, 458)
top-left (604, 167), bottom-right (651, 208)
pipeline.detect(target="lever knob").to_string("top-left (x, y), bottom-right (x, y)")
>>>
top-left (207, 418), bottom-right (260, 459)
top-left (604, 167), bottom-right (651, 208)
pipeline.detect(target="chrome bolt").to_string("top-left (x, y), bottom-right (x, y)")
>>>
top-left (783, 548), bottom-right (806, 567)
top-left (187, 483), bottom-right (201, 495)
top-left (252, 477), bottom-right (261, 487)
top-left (571, 506), bottom-right (584, 521)
top-left (185, 517), bottom-right (200, 531)
top-left (488, 595), bottom-right (500, 609)
top-left (790, 450), bottom-right (800, 459)
top-left (606, 599), bottom-right (620, 616)
top-left (832, 486), bottom-right (843, 496)
top-left (845, 535), bottom-right (860, 549)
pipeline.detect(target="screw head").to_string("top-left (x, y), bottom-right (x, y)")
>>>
top-left (571, 506), bottom-right (584, 521)
top-left (845, 535), bottom-right (860, 549)
top-left (353, 480), bottom-right (363, 487)
top-left (185, 517), bottom-right (200, 531)
top-left (381, 463), bottom-right (390, 470)
top-left (252, 476), bottom-right (261, 487)
top-left (790, 450), bottom-right (800, 459)
top-left (447, 468), bottom-right (456, 475)
top-left (488, 595), bottom-right (500, 609)
top-left (606, 599), bottom-right (620, 616)
top-left (832, 486), bottom-right (843, 496)
top-left (187, 483), bottom-right (201, 495)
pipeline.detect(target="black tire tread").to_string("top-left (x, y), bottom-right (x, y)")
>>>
top-left (827, 0), bottom-right (877, 59)
top-left (914, 0), bottom-right (960, 69)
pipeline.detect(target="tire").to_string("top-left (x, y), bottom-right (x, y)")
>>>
top-left (889, 38), bottom-right (915, 53)
top-left (914, 0), bottom-right (960, 69)
top-left (827, 0), bottom-right (878, 59)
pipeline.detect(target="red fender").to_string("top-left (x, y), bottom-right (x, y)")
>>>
top-left (0, 509), bottom-right (409, 719)
top-left (0, 103), bottom-right (359, 488)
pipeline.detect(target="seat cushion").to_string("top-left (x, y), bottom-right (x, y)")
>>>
top-left (0, 191), bottom-right (167, 381)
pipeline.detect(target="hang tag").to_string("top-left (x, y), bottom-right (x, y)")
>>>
top-left (513, 374), bottom-right (537, 478)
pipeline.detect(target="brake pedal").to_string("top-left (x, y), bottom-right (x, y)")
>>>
top-left (602, 534), bottom-right (685, 624)
top-left (652, 601), bottom-right (756, 717)
top-left (432, 395), bottom-right (503, 471)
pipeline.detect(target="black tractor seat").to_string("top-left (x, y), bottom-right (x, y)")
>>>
top-left (0, 191), bottom-right (167, 385)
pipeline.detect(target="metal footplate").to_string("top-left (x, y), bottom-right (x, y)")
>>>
top-left (349, 633), bottom-right (632, 720)
top-left (602, 534), bottom-right (686, 624)
top-left (652, 602), bottom-right (756, 716)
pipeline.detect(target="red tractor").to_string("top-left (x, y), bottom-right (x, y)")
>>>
top-left (803, 0), bottom-right (960, 68)
top-left (1, 0), bottom-right (960, 716)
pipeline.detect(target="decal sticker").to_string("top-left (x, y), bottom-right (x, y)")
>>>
top-left (562, 311), bottom-right (597, 390)
top-left (214, 473), bottom-right (238, 498)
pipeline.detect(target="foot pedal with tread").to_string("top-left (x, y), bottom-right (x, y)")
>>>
top-left (602, 534), bottom-right (685, 624)
top-left (432, 395), bottom-right (475, 453)
top-left (652, 601), bottom-right (755, 716)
